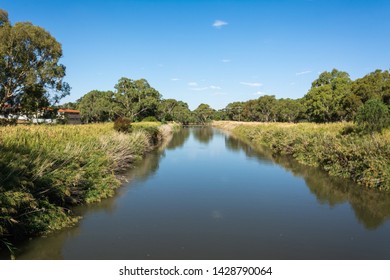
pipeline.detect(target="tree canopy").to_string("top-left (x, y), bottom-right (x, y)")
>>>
top-left (0, 9), bottom-right (70, 116)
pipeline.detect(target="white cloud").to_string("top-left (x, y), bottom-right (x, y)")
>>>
top-left (240, 82), bottom-right (263, 87)
top-left (213, 20), bottom-right (228, 28)
top-left (189, 85), bottom-right (222, 91)
top-left (188, 82), bottom-right (198, 87)
top-left (221, 59), bottom-right (231, 63)
top-left (296, 70), bottom-right (312, 76)
top-left (171, 78), bottom-right (180, 81)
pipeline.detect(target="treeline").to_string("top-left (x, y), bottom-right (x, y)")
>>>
top-left (218, 69), bottom-right (390, 124)
top-left (64, 69), bottom-right (390, 130)
top-left (62, 78), bottom-right (215, 125)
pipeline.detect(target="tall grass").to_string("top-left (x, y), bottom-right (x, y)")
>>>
top-left (213, 121), bottom-right (390, 191)
top-left (0, 122), bottom-right (176, 253)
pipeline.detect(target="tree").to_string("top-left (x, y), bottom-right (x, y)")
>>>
top-left (304, 69), bottom-right (351, 122)
top-left (157, 99), bottom-right (181, 121)
top-left (355, 99), bottom-right (389, 134)
top-left (77, 90), bottom-right (115, 123)
top-left (193, 103), bottom-right (215, 124)
top-left (352, 70), bottom-right (390, 106)
top-left (113, 78), bottom-right (161, 121)
top-left (274, 98), bottom-right (304, 122)
top-left (170, 101), bottom-right (193, 124)
top-left (256, 95), bottom-right (277, 122)
top-left (0, 9), bottom-right (70, 115)
top-left (225, 101), bottom-right (244, 121)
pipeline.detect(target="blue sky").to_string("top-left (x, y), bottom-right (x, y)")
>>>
top-left (2, 0), bottom-right (390, 109)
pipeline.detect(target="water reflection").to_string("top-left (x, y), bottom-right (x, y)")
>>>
top-left (166, 128), bottom-right (190, 150)
top-left (224, 133), bottom-right (390, 229)
top-left (192, 126), bottom-right (214, 144)
top-left (225, 135), bottom-right (273, 165)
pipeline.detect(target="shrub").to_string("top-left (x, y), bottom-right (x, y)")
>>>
top-left (141, 116), bottom-right (158, 122)
top-left (114, 117), bottom-right (132, 133)
top-left (355, 99), bottom-right (390, 134)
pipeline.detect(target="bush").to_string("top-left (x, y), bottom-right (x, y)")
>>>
top-left (114, 117), bottom-right (133, 133)
top-left (141, 116), bottom-right (159, 122)
top-left (355, 99), bottom-right (390, 134)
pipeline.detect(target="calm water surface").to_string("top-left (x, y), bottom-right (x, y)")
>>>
top-left (10, 127), bottom-right (390, 259)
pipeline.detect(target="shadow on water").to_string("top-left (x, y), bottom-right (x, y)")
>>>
top-left (224, 133), bottom-right (390, 229)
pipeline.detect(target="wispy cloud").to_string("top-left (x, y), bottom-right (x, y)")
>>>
top-left (213, 20), bottom-right (228, 28)
top-left (240, 82), bottom-right (263, 87)
top-left (188, 82), bottom-right (198, 87)
top-left (296, 70), bottom-right (312, 76)
top-left (171, 78), bottom-right (180, 81)
top-left (189, 84), bottom-right (222, 91)
top-left (221, 59), bottom-right (231, 63)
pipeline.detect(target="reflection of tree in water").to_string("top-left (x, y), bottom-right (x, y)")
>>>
top-left (166, 128), bottom-right (190, 150)
top-left (224, 135), bottom-right (273, 165)
top-left (225, 133), bottom-right (390, 229)
top-left (192, 126), bottom-right (214, 144)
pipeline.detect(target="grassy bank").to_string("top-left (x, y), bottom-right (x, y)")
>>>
top-left (0, 122), bottom-right (178, 253)
top-left (213, 121), bottom-right (390, 191)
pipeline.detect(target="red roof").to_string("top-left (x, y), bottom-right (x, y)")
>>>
top-left (58, 109), bottom-right (80, 113)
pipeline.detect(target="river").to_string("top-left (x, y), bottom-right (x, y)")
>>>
top-left (9, 127), bottom-right (390, 259)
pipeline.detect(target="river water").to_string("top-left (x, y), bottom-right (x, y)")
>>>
top-left (10, 127), bottom-right (390, 259)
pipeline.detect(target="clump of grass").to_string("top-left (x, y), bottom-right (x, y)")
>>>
top-left (213, 121), bottom-right (390, 191)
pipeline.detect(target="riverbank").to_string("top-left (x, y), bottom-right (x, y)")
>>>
top-left (0, 122), bottom-right (179, 254)
top-left (213, 121), bottom-right (390, 191)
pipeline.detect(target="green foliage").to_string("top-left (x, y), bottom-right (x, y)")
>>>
top-left (157, 99), bottom-right (193, 124)
top-left (304, 69), bottom-right (352, 122)
top-left (355, 99), bottom-right (390, 134)
top-left (142, 116), bottom-right (158, 122)
top-left (0, 10), bottom-right (70, 115)
top-left (114, 78), bottom-right (161, 121)
top-left (352, 70), bottom-right (390, 105)
top-left (193, 103), bottom-right (215, 124)
top-left (114, 117), bottom-right (133, 133)
top-left (77, 90), bottom-right (115, 123)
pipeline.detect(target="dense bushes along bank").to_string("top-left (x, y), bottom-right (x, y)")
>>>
top-left (0, 122), bottom-right (179, 255)
top-left (213, 121), bottom-right (390, 191)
